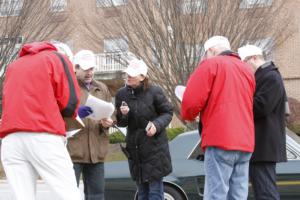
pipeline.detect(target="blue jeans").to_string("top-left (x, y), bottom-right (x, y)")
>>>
top-left (137, 178), bottom-right (164, 200)
top-left (204, 147), bottom-right (252, 200)
top-left (73, 162), bottom-right (105, 200)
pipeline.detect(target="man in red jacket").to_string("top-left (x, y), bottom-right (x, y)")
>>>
top-left (181, 36), bottom-right (255, 200)
top-left (0, 42), bottom-right (82, 200)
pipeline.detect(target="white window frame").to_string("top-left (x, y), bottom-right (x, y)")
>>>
top-left (50, 0), bottom-right (67, 12)
top-left (0, 0), bottom-right (23, 17)
top-left (104, 37), bottom-right (128, 53)
top-left (239, 0), bottom-right (273, 9)
top-left (96, 0), bottom-right (128, 8)
top-left (182, 0), bottom-right (207, 14)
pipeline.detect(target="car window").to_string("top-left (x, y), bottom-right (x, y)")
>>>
top-left (286, 135), bottom-right (300, 160)
top-left (169, 130), bottom-right (200, 159)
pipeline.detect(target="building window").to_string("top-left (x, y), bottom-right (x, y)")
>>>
top-left (182, 0), bottom-right (207, 14)
top-left (0, 0), bottom-right (23, 16)
top-left (104, 37), bottom-right (128, 53)
top-left (239, 0), bottom-right (272, 9)
top-left (50, 0), bottom-right (67, 12)
top-left (96, 0), bottom-right (128, 8)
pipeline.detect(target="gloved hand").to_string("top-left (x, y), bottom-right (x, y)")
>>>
top-left (78, 105), bottom-right (93, 118)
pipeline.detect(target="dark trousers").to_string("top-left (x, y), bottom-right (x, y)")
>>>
top-left (249, 162), bottom-right (280, 200)
top-left (73, 162), bottom-right (105, 200)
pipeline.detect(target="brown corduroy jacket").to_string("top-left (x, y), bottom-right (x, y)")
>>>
top-left (67, 79), bottom-right (112, 163)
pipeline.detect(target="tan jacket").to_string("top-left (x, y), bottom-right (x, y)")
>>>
top-left (67, 79), bottom-right (112, 163)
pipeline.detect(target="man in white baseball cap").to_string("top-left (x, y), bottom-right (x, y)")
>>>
top-left (68, 49), bottom-right (113, 200)
top-left (238, 44), bottom-right (263, 61)
top-left (238, 44), bottom-right (288, 200)
top-left (203, 35), bottom-right (231, 58)
top-left (181, 35), bottom-right (255, 200)
top-left (73, 50), bottom-right (96, 71)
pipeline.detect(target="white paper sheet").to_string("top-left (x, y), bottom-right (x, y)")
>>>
top-left (66, 129), bottom-right (81, 138)
top-left (75, 115), bottom-right (85, 127)
top-left (85, 94), bottom-right (115, 121)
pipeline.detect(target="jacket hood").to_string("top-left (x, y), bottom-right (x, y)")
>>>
top-left (19, 42), bottom-right (57, 57)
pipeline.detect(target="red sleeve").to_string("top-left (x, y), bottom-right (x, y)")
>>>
top-left (181, 59), bottom-right (216, 121)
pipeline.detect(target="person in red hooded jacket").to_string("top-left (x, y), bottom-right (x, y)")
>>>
top-left (0, 41), bottom-right (84, 200)
top-left (181, 36), bottom-right (255, 200)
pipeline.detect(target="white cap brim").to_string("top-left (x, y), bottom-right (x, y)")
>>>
top-left (124, 67), bottom-right (140, 77)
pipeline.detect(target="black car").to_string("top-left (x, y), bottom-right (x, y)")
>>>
top-left (104, 129), bottom-right (300, 200)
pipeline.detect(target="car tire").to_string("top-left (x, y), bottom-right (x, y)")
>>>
top-left (164, 185), bottom-right (185, 200)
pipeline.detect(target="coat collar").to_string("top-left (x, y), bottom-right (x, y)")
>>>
top-left (78, 79), bottom-right (102, 92)
top-left (126, 83), bottom-right (144, 95)
top-left (219, 50), bottom-right (241, 59)
top-left (255, 61), bottom-right (277, 75)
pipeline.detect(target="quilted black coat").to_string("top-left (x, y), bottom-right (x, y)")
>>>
top-left (115, 84), bottom-right (173, 183)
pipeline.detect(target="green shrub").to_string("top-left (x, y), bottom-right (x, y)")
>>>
top-left (109, 127), bottom-right (185, 144)
top-left (109, 131), bottom-right (125, 144)
top-left (166, 127), bottom-right (185, 140)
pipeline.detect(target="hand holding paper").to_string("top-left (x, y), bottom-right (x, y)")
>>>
top-left (78, 105), bottom-right (93, 118)
top-left (100, 118), bottom-right (114, 128)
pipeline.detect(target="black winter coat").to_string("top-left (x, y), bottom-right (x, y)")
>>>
top-left (115, 84), bottom-right (173, 183)
top-left (251, 61), bottom-right (287, 163)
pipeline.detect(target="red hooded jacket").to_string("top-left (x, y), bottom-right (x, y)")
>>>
top-left (181, 52), bottom-right (255, 152)
top-left (0, 42), bottom-right (80, 138)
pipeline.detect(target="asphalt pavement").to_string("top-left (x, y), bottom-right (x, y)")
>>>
top-left (0, 180), bottom-right (84, 200)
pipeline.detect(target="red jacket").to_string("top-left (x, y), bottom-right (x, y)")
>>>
top-left (0, 42), bottom-right (80, 138)
top-left (181, 52), bottom-right (255, 152)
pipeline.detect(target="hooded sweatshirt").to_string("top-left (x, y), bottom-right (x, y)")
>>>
top-left (0, 42), bottom-right (80, 138)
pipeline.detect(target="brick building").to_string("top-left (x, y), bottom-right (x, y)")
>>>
top-left (0, 0), bottom-right (299, 100)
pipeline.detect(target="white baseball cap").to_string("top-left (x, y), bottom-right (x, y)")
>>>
top-left (238, 45), bottom-right (263, 61)
top-left (124, 58), bottom-right (148, 77)
top-left (204, 36), bottom-right (231, 52)
top-left (73, 50), bottom-right (96, 70)
top-left (52, 41), bottom-right (73, 62)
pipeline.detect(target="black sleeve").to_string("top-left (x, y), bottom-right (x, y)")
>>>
top-left (54, 52), bottom-right (78, 118)
top-left (151, 86), bottom-right (173, 133)
top-left (254, 72), bottom-right (284, 118)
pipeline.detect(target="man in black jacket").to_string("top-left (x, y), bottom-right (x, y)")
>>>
top-left (238, 45), bottom-right (287, 200)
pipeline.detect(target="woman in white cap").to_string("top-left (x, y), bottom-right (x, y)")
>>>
top-left (115, 58), bottom-right (173, 200)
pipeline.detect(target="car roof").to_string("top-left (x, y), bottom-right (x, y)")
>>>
top-left (169, 129), bottom-right (300, 161)
top-left (169, 130), bottom-right (200, 159)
